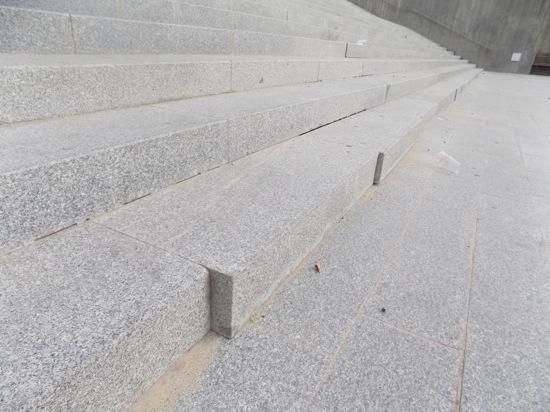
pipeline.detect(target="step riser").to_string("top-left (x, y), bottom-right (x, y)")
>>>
top-left (0, 4), bottom-right (451, 56)
top-left (100, 69), bottom-right (482, 338)
top-left (0, 223), bottom-right (210, 411)
top-left (386, 65), bottom-right (471, 101)
top-left (0, 83), bottom-right (387, 252)
top-left (0, 0), bottom-right (236, 29)
top-left (210, 156), bottom-right (381, 337)
top-left (0, 1), bottom-right (349, 42)
top-left (0, 59), bottom-right (466, 123)
top-left (0, 7), bottom-right (346, 56)
top-left (347, 43), bottom-right (454, 59)
top-left (0, 67), bottom-right (470, 253)
top-left (362, 60), bottom-right (465, 76)
top-left (0, 67), bottom-right (471, 252)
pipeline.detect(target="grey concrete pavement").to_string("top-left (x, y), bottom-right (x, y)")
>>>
top-left (136, 71), bottom-right (550, 411)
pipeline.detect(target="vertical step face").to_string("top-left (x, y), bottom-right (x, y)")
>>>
top-left (0, 6), bottom-right (74, 53)
top-left (347, 43), bottom-right (454, 59)
top-left (96, 69), bottom-right (482, 338)
top-left (0, 67), bottom-right (475, 252)
top-left (0, 6), bottom-right (348, 56)
top-left (0, 55), bottom-right (466, 123)
top-left (0, 75), bottom-right (392, 252)
top-left (0, 0), bottom-right (236, 29)
top-left (71, 15), bottom-right (234, 55)
top-left (0, 55), bottom-right (233, 123)
top-left (0, 223), bottom-right (210, 411)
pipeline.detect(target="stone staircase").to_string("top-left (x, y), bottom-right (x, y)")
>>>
top-left (0, 0), bottom-right (481, 410)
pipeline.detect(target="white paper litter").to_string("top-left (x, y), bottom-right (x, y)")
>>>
top-left (435, 151), bottom-right (461, 174)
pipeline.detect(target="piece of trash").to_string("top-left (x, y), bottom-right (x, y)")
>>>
top-left (380, 307), bottom-right (386, 313)
top-left (435, 151), bottom-right (461, 175)
top-left (314, 260), bottom-right (321, 272)
top-left (356, 39), bottom-right (368, 46)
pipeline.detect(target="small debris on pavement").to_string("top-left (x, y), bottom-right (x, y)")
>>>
top-left (380, 307), bottom-right (386, 313)
top-left (314, 260), bottom-right (321, 272)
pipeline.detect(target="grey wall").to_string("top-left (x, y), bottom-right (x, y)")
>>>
top-left (536, 7), bottom-right (550, 54)
top-left (350, 0), bottom-right (550, 73)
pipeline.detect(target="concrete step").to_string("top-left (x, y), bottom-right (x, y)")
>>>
top-left (0, 222), bottom-right (210, 411)
top-left (0, 68), bottom-right (480, 410)
top-left (0, 6), bottom-right (347, 56)
top-left (0, 65), bottom-right (472, 252)
top-left (347, 43), bottom-right (458, 59)
top-left (97, 68), bottom-right (483, 338)
top-left (0, 0), bottom-right (350, 42)
top-left (377, 68), bottom-right (483, 181)
top-left (0, 54), bottom-right (468, 123)
top-left (0, 0), bottom-right (453, 54)
top-left (293, 0), bottom-right (451, 52)
top-left (0, 3), bottom-right (454, 59)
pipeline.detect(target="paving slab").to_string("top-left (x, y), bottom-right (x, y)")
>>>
top-left (309, 319), bottom-right (462, 411)
top-left (363, 196), bottom-right (476, 348)
top-left (258, 171), bottom-right (429, 354)
top-left (461, 194), bottom-right (550, 411)
top-left (176, 326), bottom-right (327, 411)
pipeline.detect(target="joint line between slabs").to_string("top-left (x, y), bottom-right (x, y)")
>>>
top-left (304, 175), bottom-right (432, 410)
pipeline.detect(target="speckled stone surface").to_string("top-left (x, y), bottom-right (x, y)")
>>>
top-left (171, 72), bottom-right (550, 411)
top-left (2, 73), bottom-right (409, 252)
top-left (0, 223), bottom-right (209, 411)
top-left (0, 74), bottom-right (394, 251)
top-left (361, 58), bottom-right (466, 75)
top-left (347, 43), bottom-right (454, 59)
top-left (233, 30), bottom-right (347, 58)
top-left (0, 6), bottom-right (73, 53)
top-left (230, 58), bottom-right (319, 91)
top-left (98, 73), bottom-right (473, 337)
top-left (177, 326), bottom-right (328, 411)
top-left (0, 5), bottom-right (348, 56)
top-left (0, 0), bottom-right (235, 29)
top-left (309, 319), bottom-right (461, 411)
top-left (71, 14), bottom-right (234, 55)
top-left (0, 54), bottom-right (469, 123)
top-left (0, 57), bottom-right (232, 122)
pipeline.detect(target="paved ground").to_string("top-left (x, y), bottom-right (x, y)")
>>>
top-left (133, 72), bottom-right (550, 411)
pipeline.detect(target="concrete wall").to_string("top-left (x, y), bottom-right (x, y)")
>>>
top-left (536, 7), bottom-right (550, 55)
top-left (350, 0), bottom-right (550, 73)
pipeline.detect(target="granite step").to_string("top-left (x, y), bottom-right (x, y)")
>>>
top-left (348, 43), bottom-right (459, 59)
top-left (0, 2), bottom-right (454, 55)
top-left (0, 0), bottom-right (350, 42)
top-left (0, 6), bottom-right (347, 56)
top-left (0, 64), bottom-right (472, 253)
top-left (0, 54), bottom-right (467, 123)
top-left (0, 67), bottom-right (481, 411)
top-left (0, 222), bottom-right (210, 411)
top-left (97, 68), bottom-right (483, 338)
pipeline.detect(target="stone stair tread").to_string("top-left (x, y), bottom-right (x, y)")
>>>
top-left (0, 53), bottom-right (466, 123)
top-left (0, 222), bottom-right (209, 411)
top-left (96, 68), bottom-right (481, 337)
top-left (0, 72), bottom-right (480, 410)
top-left (0, 53), bottom-right (462, 66)
top-left (0, 66), bottom-right (470, 174)
top-left (0, 64), bottom-right (473, 252)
